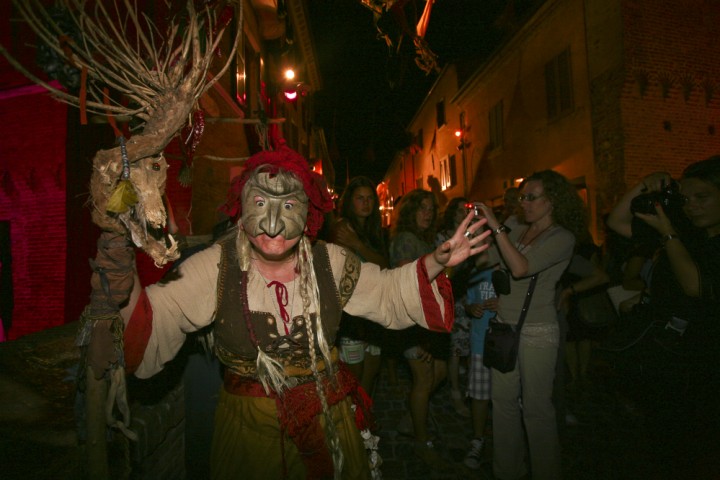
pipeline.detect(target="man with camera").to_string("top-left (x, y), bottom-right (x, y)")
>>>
top-left (607, 156), bottom-right (720, 478)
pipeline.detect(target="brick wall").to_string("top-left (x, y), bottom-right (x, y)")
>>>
top-left (0, 92), bottom-right (68, 340)
top-left (620, 0), bottom-right (720, 186)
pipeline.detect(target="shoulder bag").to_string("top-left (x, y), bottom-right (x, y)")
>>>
top-left (483, 274), bottom-right (538, 373)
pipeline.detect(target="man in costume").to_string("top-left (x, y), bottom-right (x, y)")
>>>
top-left (120, 145), bottom-right (490, 479)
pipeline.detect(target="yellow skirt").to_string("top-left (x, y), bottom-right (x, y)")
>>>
top-left (210, 388), bottom-right (371, 479)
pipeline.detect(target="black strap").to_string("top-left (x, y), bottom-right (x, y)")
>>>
top-left (515, 274), bottom-right (538, 333)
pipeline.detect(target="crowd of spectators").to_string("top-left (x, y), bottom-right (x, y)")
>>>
top-left (325, 155), bottom-right (719, 478)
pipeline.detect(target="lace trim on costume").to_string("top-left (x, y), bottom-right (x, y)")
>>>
top-left (338, 248), bottom-right (361, 308)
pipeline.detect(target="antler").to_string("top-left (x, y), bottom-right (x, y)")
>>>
top-left (2, 0), bottom-right (238, 124)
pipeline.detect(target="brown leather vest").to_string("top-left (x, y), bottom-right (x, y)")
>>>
top-left (213, 235), bottom-right (356, 377)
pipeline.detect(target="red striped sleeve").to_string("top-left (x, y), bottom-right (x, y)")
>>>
top-left (417, 255), bottom-right (455, 332)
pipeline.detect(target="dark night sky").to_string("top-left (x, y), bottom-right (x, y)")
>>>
top-left (307, 0), bottom-right (536, 190)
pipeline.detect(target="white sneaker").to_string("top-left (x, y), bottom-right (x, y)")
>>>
top-left (463, 438), bottom-right (485, 469)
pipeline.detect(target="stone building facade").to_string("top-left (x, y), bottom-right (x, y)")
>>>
top-left (381, 0), bottom-right (720, 240)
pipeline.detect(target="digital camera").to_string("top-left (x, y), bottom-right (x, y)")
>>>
top-left (465, 202), bottom-right (483, 216)
top-left (630, 179), bottom-right (685, 215)
top-left (629, 179), bottom-right (690, 246)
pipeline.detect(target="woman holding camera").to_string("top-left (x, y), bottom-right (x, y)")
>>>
top-left (475, 170), bottom-right (586, 480)
top-left (607, 155), bottom-right (720, 477)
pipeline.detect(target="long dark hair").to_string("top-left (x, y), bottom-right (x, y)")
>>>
top-left (391, 189), bottom-right (438, 244)
top-left (338, 176), bottom-right (385, 252)
top-left (439, 196), bottom-right (468, 234)
top-left (524, 170), bottom-right (588, 240)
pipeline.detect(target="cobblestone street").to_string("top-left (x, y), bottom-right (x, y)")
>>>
top-left (369, 351), bottom-right (711, 480)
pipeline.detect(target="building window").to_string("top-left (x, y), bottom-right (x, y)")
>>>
top-left (489, 100), bottom-right (504, 149)
top-left (436, 99), bottom-right (446, 128)
top-left (545, 48), bottom-right (574, 120)
top-left (440, 155), bottom-right (457, 191)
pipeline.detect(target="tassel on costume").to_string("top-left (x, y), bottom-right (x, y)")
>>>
top-left (256, 348), bottom-right (290, 396)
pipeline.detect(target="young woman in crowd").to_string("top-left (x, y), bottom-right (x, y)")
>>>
top-left (475, 170), bottom-right (587, 480)
top-left (331, 176), bottom-right (388, 397)
top-left (389, 189), bottom-right (450, 467)
top-left (606, 155), bottom-right (720, 477)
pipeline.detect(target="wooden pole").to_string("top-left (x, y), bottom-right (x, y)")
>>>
top-left (86, 367), bottom-right (110, 479)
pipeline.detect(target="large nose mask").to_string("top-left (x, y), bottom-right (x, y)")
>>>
top-left (241, 172), bottom-right (308, 239)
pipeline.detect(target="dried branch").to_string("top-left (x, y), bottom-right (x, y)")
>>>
top-left (5, 0), bottom-right (241, 126)
top-left (4, 0), bottom-right (242, 267)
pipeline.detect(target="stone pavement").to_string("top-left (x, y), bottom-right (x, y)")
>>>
top-left (368, 353), bottom-right (662, 480)
top-left (3, 323), bottom-right (715, 479)
top-left (371, 361), bottom-right (492, 480)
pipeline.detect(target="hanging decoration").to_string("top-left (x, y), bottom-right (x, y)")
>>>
top-left (413, 0), bottom-right (439, 74)
top-left (367, 0), bottom-right (440, 84)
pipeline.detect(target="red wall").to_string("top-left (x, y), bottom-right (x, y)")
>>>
top-left (0, 92), bottom-right (68, 340)
top-left (0, 1), bottom-right (195, 339)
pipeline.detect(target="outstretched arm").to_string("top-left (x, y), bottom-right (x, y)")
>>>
top-left (424, 212), bottom-right (491, 279)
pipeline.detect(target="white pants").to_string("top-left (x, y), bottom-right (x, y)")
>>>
top-left (491, 333), bottom-right (561, 480)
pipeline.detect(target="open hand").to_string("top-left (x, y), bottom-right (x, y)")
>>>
top-left (433, 212), bottom-right (491, 268)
